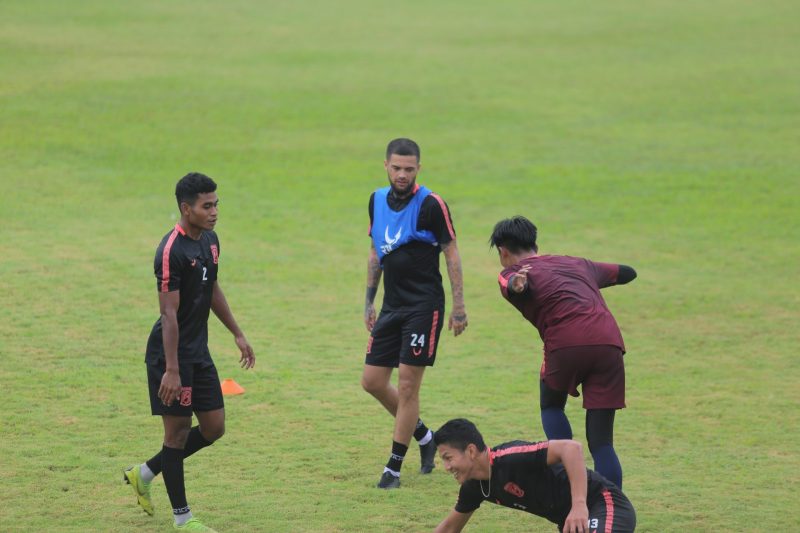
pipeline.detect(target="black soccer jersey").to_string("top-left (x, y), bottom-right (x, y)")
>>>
top-left (145, 224), bottom-right (220, 363)
top-left (368, 186), bottom-right (455, 310)
top-left (455, 441), bottom-right (615, 528)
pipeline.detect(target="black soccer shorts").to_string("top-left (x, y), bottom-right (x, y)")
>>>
top-left (147, 359), bottom-right (224, 416)
top-left (585, 487), bottom-right (637, 533)
top-left (365, 307), bottom-right (445, 367)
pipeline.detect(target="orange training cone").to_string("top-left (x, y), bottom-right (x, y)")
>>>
top-left (221, 378), bottom-right (245, 396)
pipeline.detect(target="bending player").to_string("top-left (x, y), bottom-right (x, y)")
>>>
top-left (490, 216), bottom-right (636, 488)
top-left (433, 418), bottom-right (636, 533)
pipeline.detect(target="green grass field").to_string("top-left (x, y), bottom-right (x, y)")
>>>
top-left (2, 1), bottom-right (799, 531)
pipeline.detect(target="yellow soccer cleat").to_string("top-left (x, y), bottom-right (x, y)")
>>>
top-left (174, 517), bottom-right (218, 531)
top-left (122, 465), bottom-right (154, 516)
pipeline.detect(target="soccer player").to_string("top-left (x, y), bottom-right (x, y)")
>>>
top-left (362, 138), bottom-right (468, 489)
top-left (123, 173), bottom-right (255, 532)
top-left (433, 418), bottom-right (636, 533)
top-left (489, 216), bottom-right (636, 489)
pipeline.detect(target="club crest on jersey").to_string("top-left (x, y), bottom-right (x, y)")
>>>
top-left (381, 226), bottom-right (402, 255)
top-left (210, 244), bottom-right (219, 264)
top-left (180, 387), bottom-right (193, 407)
top-left (504, 482), bottom-right (525, 498)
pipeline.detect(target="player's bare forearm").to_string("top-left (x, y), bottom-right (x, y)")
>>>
top-left (211, 281), bottom-right (244, 337)
top-left (159, 291), bottom-right (181, 371)
top-left (547, 440), bottom-right (589, 512)
top-left (434, 510), bottom-right (472, 533)
top-left (366, 246), bottom-right (382, 305)
top-left (211, 282), bottom-right (255, 368)
top-left (441, 241), bottom-right (465, 313)
top-left (158, 290), bottom-right (182, 405)
top-left (364, 245), bottom-right (381, 331)
top-left (441, 240), bottom-right (468, 336)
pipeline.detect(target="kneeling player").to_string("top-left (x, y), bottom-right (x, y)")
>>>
top-left (433, 419), bottom-right (636, 533)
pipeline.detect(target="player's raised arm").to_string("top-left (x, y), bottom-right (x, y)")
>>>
top-left (547, 440), bottom-right (589, 533)
top-left (434, 509), bottom-right (473, 533)
top-left (365, 241), bottom-right (381, 332)
top-left (590, 260), bottom-right (637, 289)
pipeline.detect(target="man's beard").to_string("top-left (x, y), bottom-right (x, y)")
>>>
top-left (388, 176), bottom-right (415, 198)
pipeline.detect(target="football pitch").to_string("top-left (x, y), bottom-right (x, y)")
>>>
top-left (1, 1), bottom-right (798, 531)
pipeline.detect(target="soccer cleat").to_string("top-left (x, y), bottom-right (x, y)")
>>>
top-left (174, 517), bottom-right (218, 531)
top-left (419, 440), bottom-right (436, 474)
top-left (122, 465), bottom-right (154, 516)
top-left (376, 471), bottom-right (401, 489)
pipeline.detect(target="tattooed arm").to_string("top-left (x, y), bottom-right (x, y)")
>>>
top-left (441, 240), bottom-right (468, 336)
top-left (365, 241), bottom-right (382, 331)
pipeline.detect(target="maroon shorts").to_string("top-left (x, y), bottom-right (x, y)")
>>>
top-left (541, 345), bottom-right (625, 409)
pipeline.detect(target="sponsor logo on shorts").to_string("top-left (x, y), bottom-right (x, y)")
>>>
top-left (504, 482), bottom-right (525, 498)
top-left (210, 244), bottom-right (219, 264)
top-left (180, 387), bottom-right (192, 407)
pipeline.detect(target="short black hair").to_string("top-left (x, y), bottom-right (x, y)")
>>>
top-left (175, 172), bottom-right (217, 208)
top-left (434, 418), bottom-right (487, 452)
top-left (489, 216), bottom-right (538, 254)
top-left (386, 138), bottom-right (420, 162)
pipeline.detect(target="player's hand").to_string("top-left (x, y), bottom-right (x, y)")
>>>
top-left (562, 503), bottom-right (589, 533)
top-left (509, 265), bottom-right (531, 293)
top-left (236, 335), bottom-right (255, 369)
top-left (159, 369), bottom-right (182, 407)
top-left (448, 310), bottom-right (468, 337)
top-left (364, 303), bottom-right (376, 332)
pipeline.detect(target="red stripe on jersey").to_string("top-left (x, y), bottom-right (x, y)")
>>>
top-left (428, 310), bottom-right (439, 357)
top-left (490, 442), bottom-right (549, 461)
top-left (497, 273), bottom-right (509, 298)
top-left (174, 223), bottom-right (186, 236)
top-left (602, 489), bottom-right (614, 533)
top-left (160, 226), bottom-right (181, 293)
top-left (429, 193), bottom-right (455, 239)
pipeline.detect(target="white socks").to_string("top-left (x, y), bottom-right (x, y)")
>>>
top-left (139, 463), bottom-right (156, 483)
top-left (418, 430), bottom-right (433, 446)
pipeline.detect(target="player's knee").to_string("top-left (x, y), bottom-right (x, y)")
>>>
top-left (396, 378), bottom-right (418, 402)
top-left (361, 375), bottom-right (380, 395)
top-left (164, 426), bottom-right (191, 449)
top-left (203, 423), bottom-right (225, 442)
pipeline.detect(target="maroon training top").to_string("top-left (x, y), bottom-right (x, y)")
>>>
top-left (498, 255), bottom-right (625, 354)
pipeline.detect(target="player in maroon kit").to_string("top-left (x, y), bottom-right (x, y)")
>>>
top-left (432, 418), bottom-right (636, 533)
top-left (490, 216), bottom-right (636, 489)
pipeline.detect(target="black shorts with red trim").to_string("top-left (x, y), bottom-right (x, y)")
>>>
top-left (579, 486), bottom-right (636, 533)
top-left (365, 307), bottom-right (445, 367)
top-left (541, 344), bottom-right (626, 409)
top-left (147, 359), bottom-right (224, 416)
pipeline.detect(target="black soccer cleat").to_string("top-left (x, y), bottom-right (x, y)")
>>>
top-left (419, 440), bottom-right (436, 474)
top-left (376, 471), bottom-right (401, 489)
